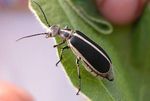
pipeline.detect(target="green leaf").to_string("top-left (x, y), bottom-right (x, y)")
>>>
top-left (30, 0), bottom-right (150, 101)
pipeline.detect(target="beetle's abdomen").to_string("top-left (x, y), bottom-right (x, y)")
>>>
top-left (69, 32), bottom-right (111, 73)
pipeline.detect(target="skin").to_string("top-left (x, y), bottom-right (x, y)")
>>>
top-left (96, 0), bottom-right (148, 25)
top-left (0, 81), bottom-right (34, 101)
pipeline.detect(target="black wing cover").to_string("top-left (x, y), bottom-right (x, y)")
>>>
top-left (70, 31), bottom-right (111, 73)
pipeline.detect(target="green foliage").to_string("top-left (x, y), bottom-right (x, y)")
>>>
top-left (30, 0), bottom-right (150, 101)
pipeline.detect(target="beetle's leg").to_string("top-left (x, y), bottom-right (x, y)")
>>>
top-left (53, 40), bottom-right (66, 48)
top-left (64, 26), bottom-right (68, 29)
top-left (95, 74), bottom-right (99, 77)
top-left (55, 46), bottom-right (69, 66)
top-left (76, 57), bottom-right (81, 95)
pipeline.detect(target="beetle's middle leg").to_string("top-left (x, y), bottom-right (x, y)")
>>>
top-left (55, 46), bottom-right (69, 66)
top-left (76, 57), bottom-right (81, 95)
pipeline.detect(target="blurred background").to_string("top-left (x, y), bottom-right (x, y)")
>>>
top-left (0, 0), bottom-right (85, 101)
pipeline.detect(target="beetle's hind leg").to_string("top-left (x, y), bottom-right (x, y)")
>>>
top-left (55, 46), bottom-right (69, 66)
top-left (76, 57), bottom-right (81, 95)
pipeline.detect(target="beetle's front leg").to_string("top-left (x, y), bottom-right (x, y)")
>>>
top-left (55, 46), bottom-right (69, 66)
top-left (53, 40), bottom-right (66, 48)
top-left (64, 25), bottom-right (68, 29)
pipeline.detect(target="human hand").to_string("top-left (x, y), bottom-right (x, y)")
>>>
top-left (0, 81), bottom-right (34, 101)
top-left (96, 0), bottom-right (148, 25)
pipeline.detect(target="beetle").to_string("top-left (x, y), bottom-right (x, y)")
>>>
top-left (17, 1), bottom-right (114, 95)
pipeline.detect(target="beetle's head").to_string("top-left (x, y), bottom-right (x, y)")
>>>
top-left (47, 25), bottom-right (60, 37)
top-left (16, 25), bottom-right (61, 41)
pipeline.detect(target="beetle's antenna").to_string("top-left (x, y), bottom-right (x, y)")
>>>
top-left (32, 1), bottom-right (51, 27)
top-left (16, 33), bottom-right (48, 41)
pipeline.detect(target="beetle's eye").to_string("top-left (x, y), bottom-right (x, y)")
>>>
top-left (64, 32), bottom-right (69, 37)
top-left (45, 33), bottom-right (52, 38)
